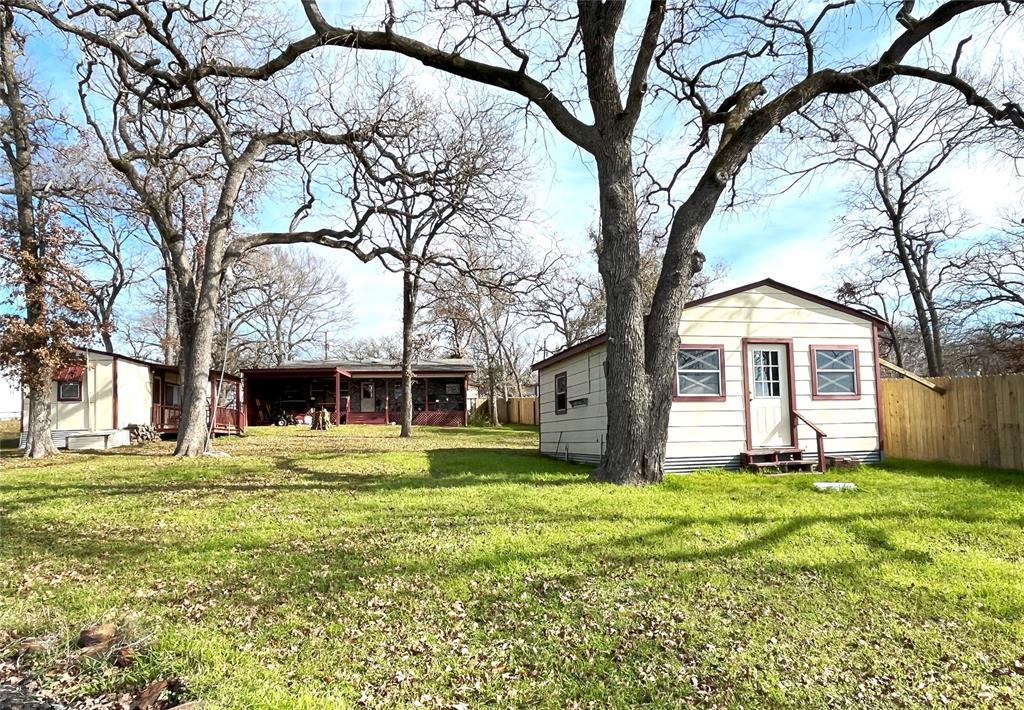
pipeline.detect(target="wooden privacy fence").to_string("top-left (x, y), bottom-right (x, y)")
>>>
top-left (472, 397), bottom-right (538, 426)
top-left (881, 374), bottom-right (1024, 470)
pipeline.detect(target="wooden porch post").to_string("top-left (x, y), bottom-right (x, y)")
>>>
top-left (334, 370), bottom-right (341, 425)
top-left (384, 379), bottom-right (389, 424)
top-left (464, 374), bottom-right (469, 426)
top-left (235, 380), bottom-right (241, 432)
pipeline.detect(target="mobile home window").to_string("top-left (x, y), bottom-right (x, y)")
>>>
top-left (554, 372), bottom-right (568, 414)
top-left (164, 383), bottom-right (182, 406)
top-left (812, 347), bottom-right (858, 396)
top-left (676, 347), bottom-right (723, 398)
top-left (57, 379), bottom-right (82, 402)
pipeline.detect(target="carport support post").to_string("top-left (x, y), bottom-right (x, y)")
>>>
top-left (334, 370), bottom-right (341, 425)
top-left (464, 374), bottom-right (469, 426)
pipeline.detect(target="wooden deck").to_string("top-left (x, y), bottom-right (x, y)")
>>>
top-left (151, 404), bottom-right (246, 435)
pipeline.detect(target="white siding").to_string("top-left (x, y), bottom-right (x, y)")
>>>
top-left (536, 284), bottom-right (881, 471)
top-left (22, 351), bottom-right (117, 432)
top-left (117, 357), bottom-right (154, 427)
top-left (19, 349), bottom-right (157, 449)
top-left (538, 346), bottom-right (607, 463)
top-left (677, 285), bottom-right (879, 462)
top-left (0, 374), bottom-right (19, 420)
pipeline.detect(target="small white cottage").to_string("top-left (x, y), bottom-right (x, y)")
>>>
top-left (18, 347), bottom-right (245, 450)
top-left (532, 279), bottom-right (884, 472)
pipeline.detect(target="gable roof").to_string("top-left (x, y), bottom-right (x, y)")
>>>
top-left (531, 278), bottom-right (884, 371)
top-left (74, 347), bottom-right (242, 381)
top-left (683, 278), bottom-right (886, 322)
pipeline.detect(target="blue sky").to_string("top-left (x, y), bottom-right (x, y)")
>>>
top-left (16, 3), bottom-right (1023, 351)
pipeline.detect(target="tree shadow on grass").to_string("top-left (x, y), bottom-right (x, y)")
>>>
top-left (5, 446), bottom-right (1023, 621)
top-left (0, 448), bottom-right (588, 515)
top-left (271, 447), bottom-right (589, 494)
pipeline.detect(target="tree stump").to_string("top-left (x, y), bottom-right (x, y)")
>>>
top-left (310, 409), bottom-right (331, 430)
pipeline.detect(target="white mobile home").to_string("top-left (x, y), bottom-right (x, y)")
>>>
top-left (19, 348), bottom-right (245, 450)
top-left (533, 280), bottom-right (884, 473)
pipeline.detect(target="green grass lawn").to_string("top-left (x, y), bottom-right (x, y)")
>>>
top-left (1, 425), bottom-right (1023, 708)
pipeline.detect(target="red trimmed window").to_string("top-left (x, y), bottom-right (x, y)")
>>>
top-left (57, 379), bottom-right (82, 402)
top-left (554, 372), bottom-right (568, 414)
top-left (810, 346), bottom-right (860, 398)
top-left (674, 346), bottom-right (726, 401)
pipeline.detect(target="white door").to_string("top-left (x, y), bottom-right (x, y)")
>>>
top-left (360, 382), bottom-right (376, 413)
top-left (747, 345), bottom-right (791, 448)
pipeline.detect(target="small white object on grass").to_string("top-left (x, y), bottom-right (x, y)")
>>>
top-left (813, 481), bottom-right (857, 492)
top-left (203, 450), bottom-right (231, 458)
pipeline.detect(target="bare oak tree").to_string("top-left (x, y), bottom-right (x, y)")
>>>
top-left (16, 2), bottom-right (401, 455)
top-left (0, 8), bottom-right (92, 457)
top-left (795, 84), bottom-right (989, 375)
top-left (957, 222), bottom-right (1024, 333)
top-left (60, 165), bottom-right (147, 352)
top-left (527, 258), bottom-right (605, 352)
top-left (338, 87), bottom-right (526, 436)
top-left (228, 247), bottom-right (353, 369)
top-left (423, 244), bottom-right (539, 425)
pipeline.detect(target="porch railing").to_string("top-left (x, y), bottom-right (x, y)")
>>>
top-left (152, 404), bottom-right (181, 431)
top-left (151, 403), bottom-right (245, 433)
top-left (212, 405), bottom-right (245, 432)
top-left (792, 410), bottom-right (827, 472)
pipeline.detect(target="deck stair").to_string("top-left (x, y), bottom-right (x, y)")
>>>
top-left (346, 411), bottom-right (388, 424)
top-left (741, 447), bottom-right (818, 473)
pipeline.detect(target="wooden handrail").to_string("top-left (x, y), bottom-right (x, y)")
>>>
top-left (792, 410), bottom-right (828, 472)
top-left (792, 410), bottom-right (825, 437)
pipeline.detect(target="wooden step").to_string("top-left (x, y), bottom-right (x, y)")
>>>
top-left (742, 447), bottom-right (804, 457)
top-left (346, 412), bottom-right (388, 424)
top-left (748, 459), bottom-right (817, 472)
top-left (741, 448), bottom-right (805, 468)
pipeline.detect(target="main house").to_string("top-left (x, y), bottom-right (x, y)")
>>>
top-left (533, 279), bottom-right (884, 473)
top-left (18, 348), bottom-right (245, 450)
top-left (242, 358), bottom-right (475, 427)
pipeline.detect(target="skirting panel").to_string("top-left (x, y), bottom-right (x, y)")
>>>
top-left (18, 429), bottom-right (91, 450)
top-left (542, 449), bottom-right (882, 472)
top-left (543, 450), bottom-right (602, 466)
top-left (665, 454), bottom-right (742, 473)
top-left (827, 449), bottom-right (882, 465)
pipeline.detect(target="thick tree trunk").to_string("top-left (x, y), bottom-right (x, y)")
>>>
top-left (1, 10), bottom-right (58, 459)
top-left (23, 384), bottom-right (58, 458)
top-left (173, 285), bottom-right (218, 456)
top-left (400, 266), bottom-right (415, 438)
top-left (591, 140), bottom-right (659, 484)
top-left (163, 265), bottom-right (178, 364)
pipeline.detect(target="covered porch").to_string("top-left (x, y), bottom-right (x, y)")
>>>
top-left (346, 375), bottom-right (469, 427)
top-left (150, 365), bottom-right (246, 435)
top-left (242, 364), bottom-right (471, 427)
